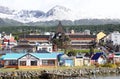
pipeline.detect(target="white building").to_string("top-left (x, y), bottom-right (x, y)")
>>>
top-left (106, 31), bottom-right (120, 45)
top-left (37, 43), bottom-right (53, 52)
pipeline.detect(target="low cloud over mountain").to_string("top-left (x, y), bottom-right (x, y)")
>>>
top-left (0, 5), bottom-right (77, 23)
top-left (0, 5), bottom-right (120, 26)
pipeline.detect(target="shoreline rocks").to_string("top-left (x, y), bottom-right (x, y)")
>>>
top-left (41, 67), bottom-right (120, 79)
top-left (0, 67), bottom-right (120, 79)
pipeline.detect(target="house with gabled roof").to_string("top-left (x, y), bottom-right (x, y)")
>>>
top-left (91, 52), bottom-right (107, 65)
top-left (0, 52), bottom-right (61, 69)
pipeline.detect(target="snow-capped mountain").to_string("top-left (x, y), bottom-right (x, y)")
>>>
top-left (13, 10), bottom-right (45, 23)
top-left (46, 5), bottom-right (71, 17)
top-left (16, 10), bottom-right (45, 18)
top-left (0, 5), bottom-right (120, 26)
top-left (0, 5), bottom-right (75, 23)
top-left (0, 6), bottom-right (15, 15)
top-left (45, 5), bottom-right (74, 21)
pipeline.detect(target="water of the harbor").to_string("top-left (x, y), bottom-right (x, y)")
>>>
top-left (96, 75), bottom-right (120, 79)
top-left (93, 74), bottom-right (120, 79)
top-left (64, 75), bottom-right (120, 79)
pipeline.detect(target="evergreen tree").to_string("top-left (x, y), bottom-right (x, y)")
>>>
top-left (51, 32), bottom-right (70, 54)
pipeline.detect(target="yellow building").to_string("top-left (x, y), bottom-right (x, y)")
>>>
top-left (97, 32), bottom-right (106, 43)
top-left (74, 58), bottom-right (84, 66)
top-left (74, 57), bottom-right (91, 66)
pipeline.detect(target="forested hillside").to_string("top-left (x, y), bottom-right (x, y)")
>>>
top-left (0, 24), bottom-right (120, 34)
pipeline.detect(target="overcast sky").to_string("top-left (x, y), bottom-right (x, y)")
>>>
top-left (0, 0), bottom-right (120, 19)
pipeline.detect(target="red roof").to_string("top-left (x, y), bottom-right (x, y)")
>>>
top-left (4, 37), bottom-right (16, 42)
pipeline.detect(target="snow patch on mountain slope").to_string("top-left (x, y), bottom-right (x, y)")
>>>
top-left (0, 5), bottom-right (93, 23)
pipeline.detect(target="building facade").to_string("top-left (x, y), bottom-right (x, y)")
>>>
top-left (68, 34), bottom-right (96, 49)
top-left (105, 31), bottom-right (120, 45)
top-left (37, 43), bottom-right (53, 52)
top-left (0, 53), bottom-right (60, 69)
top-left (18, 22), bottom-right (96, 51)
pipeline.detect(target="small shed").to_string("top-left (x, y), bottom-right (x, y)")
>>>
top-left (60, 54), bottom-right (74, 66)
top-left (74, 53), bottom-right (84, 66)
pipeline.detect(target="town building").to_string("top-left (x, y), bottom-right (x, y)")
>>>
top-left (37, 43), bottom-right (53, 52)
top-left (18, 21), bottom-right (96, 51)
top-left (59, 54), bottom-right (91, 67)
top-left (96, 32), bottom-right (106, 43)
top-left (59, 54), bottom-right (74, 66)
top-left (68, 34), bottom-right (96, 49)
top-left (91, 52), bottom-right (107, 65)
top-left (0, 33), bottom-right (17, 50)
top-left (105, 31), bottom-right (120, 45)
top-left (0, 53), bottom-right (61, 69)
top-left (19, 35), bottom-right (51, 44)
top-left (112, 52), bottom-right (120, 64)
top-left (11, 45), bottom-right (36, 52)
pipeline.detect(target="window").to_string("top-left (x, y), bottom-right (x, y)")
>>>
top-left (49, 60), bottom-right (55, 65)
top-left (9, 60), bottom-right (18, 66)
top-left (42, 48), bottom-right (47, 51)
top-left (42, 60), bottom-right (48, 65)
top-left (49, 48), bottom-right (51, 51)
top-left (20, 61), bottom-right (26, 66)
top-left (71, 42), bottom-right (89, 44)
top-left (42, 60), bottom-right (55, 66)
top-left (31, 61), bottom-right (37, 66)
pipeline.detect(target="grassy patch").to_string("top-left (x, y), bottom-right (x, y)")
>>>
top-left (0, 66), bottom-right (95, 72)
top-left (0, 68), bottom-right (17, 72)
top-left (67, 49), bottom-right (101, 54)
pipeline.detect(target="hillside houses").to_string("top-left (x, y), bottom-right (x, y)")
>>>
top-left (1, 22), bottom-right (120, 68)
top-left (19, 22), bottom-right (96, 51)
top-left (0, 33), bottom-right (17, 50)
top-left (105, 31), bottom-right (120, 45)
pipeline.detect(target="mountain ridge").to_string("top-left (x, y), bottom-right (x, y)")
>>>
top-left (0, 5), bottom-right (120, 26)
top-left (0, 5), bottom-right (74, 23)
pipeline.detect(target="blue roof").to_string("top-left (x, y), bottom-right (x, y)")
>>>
top-left (0, 53), bottom-right (26, 60)
top-left (91, 52), bottom-right (103, 60)
top-left (31, 53), bottom-right (60, 59)
top-left (0, 53), bottom-right (62, 60)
